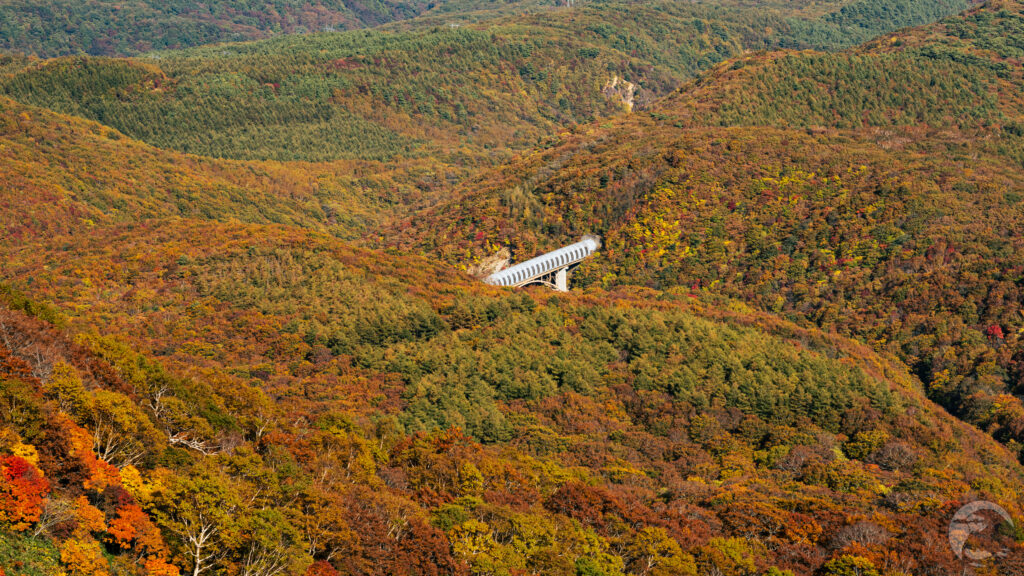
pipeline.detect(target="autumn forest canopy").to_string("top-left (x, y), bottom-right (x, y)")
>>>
top-left (0, 1), bottom-right (1023, 576)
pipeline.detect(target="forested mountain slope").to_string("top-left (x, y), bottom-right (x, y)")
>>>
top-left (3, 214), bottom-right (1024, 575)
top-left (1, 28), bottom-right (651, 163)
top-left (0, 0), bottom-right (975, 58)
top-left (0, 0), bottom-right (441, 57)
top-left (0, 0), bottom-right (978, 164)
top-left (1, 1), bottom-right (1022, 575)
top-left (0, 94), bottom-right (476, 240)
top-left (388, 0), bottom-right (1024, 461)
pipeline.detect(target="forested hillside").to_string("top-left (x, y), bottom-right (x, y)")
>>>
top-left (0, 0), bottom-right (440, 57)
top-left (0, 0), bottom-right (978, 164)
top-left (0, 0), bottom-right (976, 58)
top-left (0, 94), bottom-right (478, 240)
top-left (3, 89), bottom-right (1020, 574)
top-left (2, 1), bottom-right (1023, 575)
top-left (1, 28), bottom-right (652, 163)
top-left (3, 214), bottom-right (1024, 576)
top-left (389, 1), bottom-right (1024, 464)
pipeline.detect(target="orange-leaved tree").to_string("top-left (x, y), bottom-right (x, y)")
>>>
top-left (0, 453), bottom-right (49, 531)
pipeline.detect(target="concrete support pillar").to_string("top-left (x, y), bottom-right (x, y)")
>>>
top-left (554, 267), bottom-right (568, 292)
